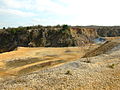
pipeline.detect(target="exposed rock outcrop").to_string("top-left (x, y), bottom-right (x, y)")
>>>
top-left (0, 25), bottom-right (120, 53)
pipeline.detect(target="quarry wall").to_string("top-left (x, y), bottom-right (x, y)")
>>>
top-left (0, 26), bottom-right (120, 53)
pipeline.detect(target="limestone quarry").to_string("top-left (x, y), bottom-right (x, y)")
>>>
top-left (0, 26), bottom-right (120, 90)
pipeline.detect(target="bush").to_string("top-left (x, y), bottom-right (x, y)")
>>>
top-left (108, 64), bottom-right (115, 69)
top-left (62, 24), bottom-right (69, 30)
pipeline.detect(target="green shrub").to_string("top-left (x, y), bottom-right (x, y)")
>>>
top-left (108, 64), bottom-right (115, 69)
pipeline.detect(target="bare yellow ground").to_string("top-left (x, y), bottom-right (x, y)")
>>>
top-left (0, 62), bottom-right (4, 67)
top-left (0, 47), bottom-right (44, 61)
top-left (0, 45), bottom-right (98, 77)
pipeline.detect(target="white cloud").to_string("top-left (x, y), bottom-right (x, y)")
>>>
top-left (1, 0), bottom-right (69, 15)
top-left (2, 0), bottom-right (22, 8)
top-left (0, 8), bottom-right (36, 17)
top-left (2, 0), bottom-right (33, 9)
top-left (31, 18), bottom-right (59, 25)
top-left (1, 0), bottom-right (120, 26)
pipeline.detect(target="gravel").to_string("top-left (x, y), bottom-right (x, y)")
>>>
top-left (0, 45), bottom-right (120, 90)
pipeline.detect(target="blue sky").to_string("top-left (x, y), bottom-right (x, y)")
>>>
top-left (0, 0), bottom-right (120, 28)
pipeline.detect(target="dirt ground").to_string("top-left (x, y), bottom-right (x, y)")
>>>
top-left (0, 40), bottom-right (120, 90)
top-left (0, 44), bottom-right (99, 77)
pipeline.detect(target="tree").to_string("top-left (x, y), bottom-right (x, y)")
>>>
top-left (62, 24), bottom-right (69, 30)
top-left (3, 27), bottom-right (5, 29)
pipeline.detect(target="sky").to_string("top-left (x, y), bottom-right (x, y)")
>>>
top-left (0, 0), bottom-right (120, 28)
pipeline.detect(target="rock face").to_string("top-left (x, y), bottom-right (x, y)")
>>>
top-left (0, 25), bottom-right (120, 53)
top-left (0, 29), bottom-right (30, 53)
top-left (70, 27), bottom-right (99, 45)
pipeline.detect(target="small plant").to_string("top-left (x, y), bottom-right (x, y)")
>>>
top-left (83, 60), bottom-right (91, 63)
top-left (65, 70), bottom-right (72, 75)
top-left (108, 64), bottom-right (115, 69)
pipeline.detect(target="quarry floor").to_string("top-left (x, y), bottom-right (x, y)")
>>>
top-left (0, 40), bottom-right (120, 90)
top-left (0, 45), bottom-right (98, 77)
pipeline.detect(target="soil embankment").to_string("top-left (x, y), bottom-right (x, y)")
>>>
top-left (83, 40), bottom-right (120, 58)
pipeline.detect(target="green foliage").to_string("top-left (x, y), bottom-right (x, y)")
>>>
top-left (3, 27), bottom-right (5, 29)
top-left (37, 25), bottom-right (42, 28)
top-left (55, 24), bottom-right (61, 28)
top-left (7, 26), bottom-right (28, 35)
top-left (10, 29), bottom-right (17, 34)
top-left (108, 63), bottom-right (119, 69)
top-left (108, 64), bottom-right (115, 69)
top-left (60, 24), bottom-right (70, 35)
top-left (62, 24), bottom-right (69, 30)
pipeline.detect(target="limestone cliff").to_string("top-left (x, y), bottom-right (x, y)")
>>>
top-left (0, 25), bottom-right (120, 53)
